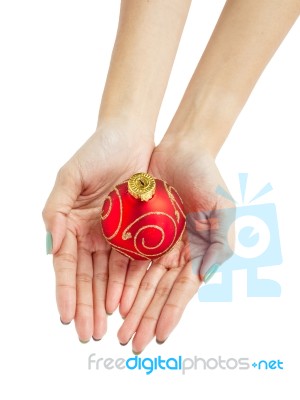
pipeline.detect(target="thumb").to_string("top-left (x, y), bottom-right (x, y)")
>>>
top-left (42, 164), bottom-right (82, 254)
top-left (199, 206), bottom-right (236, 282)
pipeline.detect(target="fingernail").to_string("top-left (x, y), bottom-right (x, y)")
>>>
top-left (79, 338), bottom-right (90, 344)
top-left (92, 336), bottom-right (102, 342)
top-left (204, 263), bottom-right (220, 283)
top-left (60, 317), bottom-right (71, 325)
top-left (132, 350), bottom-right (142, 355)
top-left (119, 341), bottom-right (129, 346)
top-left (46, 231), bottom-right (53, 255)
top-left (106, 312), bottom-right (113, 316)
top-left (156, 338), bottom-right (167, 345)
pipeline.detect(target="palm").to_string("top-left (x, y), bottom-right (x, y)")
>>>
top-left (66, 208), bottom-right (106, 256)
top-left (149, 142), bottom-right (229, 271)
top-left (67, 132), bottom-right (153, 254)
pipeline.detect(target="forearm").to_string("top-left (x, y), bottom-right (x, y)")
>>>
top-left (166, 0), bottom-right (300, 155)
top-left (98, 0), bottom-right (191, 135)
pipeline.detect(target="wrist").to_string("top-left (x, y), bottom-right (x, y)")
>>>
top-left (163, 124), bottom-right (225, 160)
top-left (158, 129), bottom-right (216, 167)
top-left (98, 96), bottom-right (157, 135)
top-left (164, 83), bottom-right (244, 157)
top-left (94, 115), bottom-right (155, 149)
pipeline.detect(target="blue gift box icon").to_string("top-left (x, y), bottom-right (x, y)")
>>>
top-left (196, 174), bottom-right (282, 302)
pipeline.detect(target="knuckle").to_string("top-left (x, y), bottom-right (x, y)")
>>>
top-left (56, 283), bottom-right (76, 290)
top-left (76, 272), bottom-right (93, 284)
top-left (164, 302), bottom-right (183, 314)
top-left (128, 261), bottom-right (147, 273)
top-left (142, 314), bottom-right (157, 323)
top-left (56, 165), bottom-right (68, 183)
top-left (155, 286), bottom-right (170, 298)
top-left (54, 252), bottom-right (77, 267)
top-left (152, 261), bottom-right (169, 271)
top-left (139, 280), bottom-right (155, 292)
top-left (42, 205), bottom-right (57, 224)
top-left (42, 206), bottom-right (48, 221)
top-left (174, 275), bottom-right (199, 292)
top-left (76, 302), bottom-right (93, 309)
top-left (175, 275), bottom-right (194, 286)
top-left (93, 272), bottom-right (108, 282)
top-left (56, 164), bottom-right (78, 188)
top-left (224, 245), bottom-right (234, 260)
top-left (109, 279), bottom-right (124, 287)
top-left (111, 257), bottom-right (128, 270)
top-left (217, 242), bottom-right (234, 260)
top-left (123, 282), bottom-right (136, 290)
top-left (213, 231), bottom-right (228, 243)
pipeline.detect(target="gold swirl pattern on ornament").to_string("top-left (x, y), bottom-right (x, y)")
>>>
top-left (101, 195), bottom-right (112, 220)
top-left (109, 243), bottom-right (150, 261)
top-left (103, 187), bottom-right (123, 241)
top-left (163, 181), bottom-right (186, 222)
top-left (160, 220), bottom-right (187, 258)
top-left (109, 217), bottom-right (186, 261)
top-left (122, 211), bottom-right (177, 257)
top-left (138, 225), bottom-right (165, 250)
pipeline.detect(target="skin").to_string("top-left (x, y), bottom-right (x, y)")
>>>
top-left (43, 0), bottom-right (192, 342)
top-left (43, 0), bottom-right (300, 348)
top-left (117, 0), bottom-right (300, 352)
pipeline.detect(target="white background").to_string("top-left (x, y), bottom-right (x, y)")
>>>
top-left (0, 1), bottom-right (299, 399)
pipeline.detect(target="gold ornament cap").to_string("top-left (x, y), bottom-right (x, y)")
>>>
top-left (128, 172), bottom-right (156, 201)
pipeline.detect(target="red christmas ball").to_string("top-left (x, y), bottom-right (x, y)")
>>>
top-left (101, 173), bottom-right (186, 260)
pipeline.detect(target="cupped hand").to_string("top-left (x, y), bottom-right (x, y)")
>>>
top-left (43, 123), bottom-right (154, 342)
top-left (117, 135), bottom-right (235, 352)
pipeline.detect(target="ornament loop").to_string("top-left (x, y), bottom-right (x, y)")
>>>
top-left (128, 173), bottom-right (156, 201)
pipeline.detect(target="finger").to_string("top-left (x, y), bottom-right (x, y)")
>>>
top-left (92, 248), bottom-right (109, 340)
top-left (106, 249), bottom-right (129, 314)
top-left (74, 245), bottom-right (94, 342)
top-left (117, 262), bottom-right (167, 345)
top-left (132, 267), bottom-right (181, 353)
top-left (155, 262), bottom-right (201, 342)
top-left (53, 229), bottom-right (77, 323)
top-left (129, 244), bottom-right (184, 351)
top-left (119, 259), bottom-right (150, 318)
top-left (199, 206), bottom-right (235, 281)
top-left (42, 164), bottom-right (81, 254)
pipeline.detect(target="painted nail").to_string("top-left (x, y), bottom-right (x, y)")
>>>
top-left (79, 338), bottom-right (90, 344)
top-left (46, 231), bottom-right (53, 255)
top-left (60, 317), bottom-right (71, 325)
top-left (106, 312), bottom-right (113, 316)
top-left (92, 336), bottom-right (102, 342)
top-left (204, 264), bottom-right (220, 283)
top-left (132, 350), bottom-right (142, 356)
top-left (156, 338), bottom-right (167, 345)
top-left (119, 341), bottom-right (129, 346)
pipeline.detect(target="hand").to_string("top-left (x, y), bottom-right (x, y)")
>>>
top-left (43, 122), bottom-right (154, 342)
top-left (117, 135), bottom-right (235, 352)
